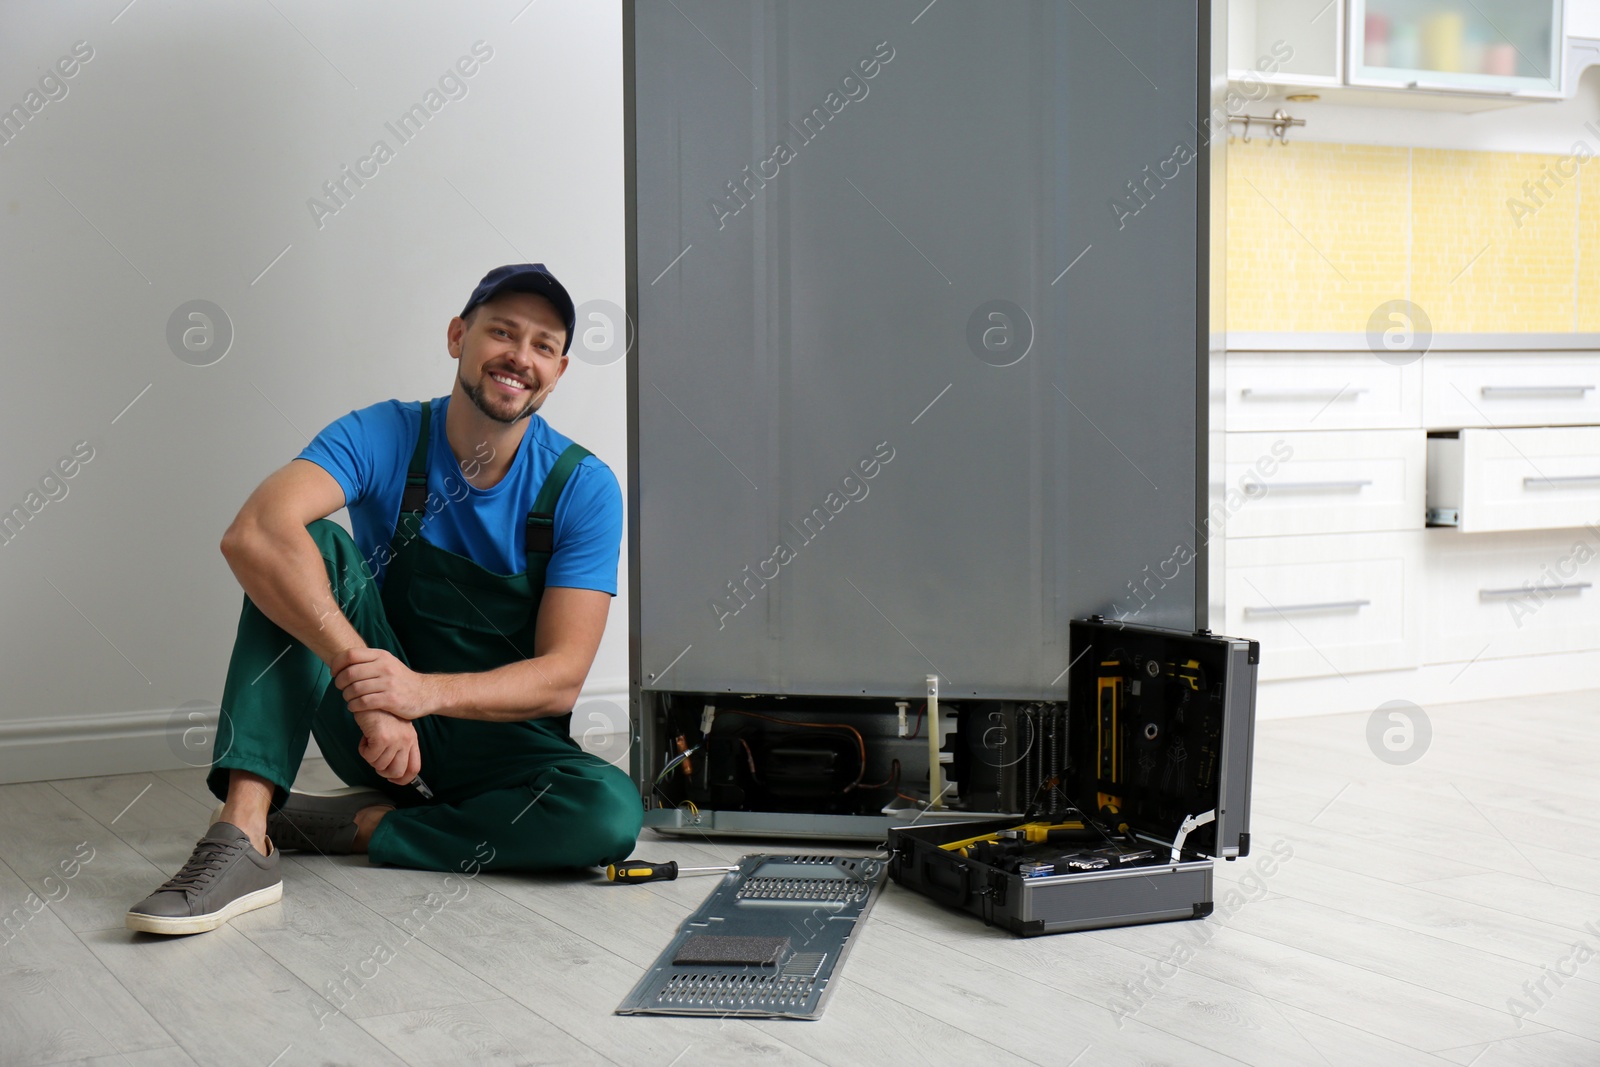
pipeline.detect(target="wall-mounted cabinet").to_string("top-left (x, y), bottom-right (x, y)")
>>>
top-left (1229, 0), bottom-right (1344, 85)
top-left (1229, 0), bottom-right (1579, 109)
top-left (1349, 0), bottom-right (1563, 97)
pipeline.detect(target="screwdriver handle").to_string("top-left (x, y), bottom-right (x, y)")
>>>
top-left (607, 860), bottom-right (679, 884)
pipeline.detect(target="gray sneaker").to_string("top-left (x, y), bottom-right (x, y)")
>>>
top-left (126, 821), bottom-right (281, 935)
top-left (237, 786), bottom-right (392, 854)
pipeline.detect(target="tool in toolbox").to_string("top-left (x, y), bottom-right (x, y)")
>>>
top-left (606, 860), bottom-right (741, 884)
top-left (937, 820), bottom-right (1088, 857)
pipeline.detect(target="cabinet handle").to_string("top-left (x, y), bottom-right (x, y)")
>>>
top-left (1243, 600), bottom-right (1370, 617)
top-left (1523, 474), bottom-right (1600, 488)
top-left (1240, 387), bottom-right (1369, 401)
top-left (1479, 583), bottom-right (1590, 600)
top-left (1481, 385), bottom-right (1594, 398)
top-left (1404, 81), bottom-right (1518, 96)
top-left (1262, 479), bottom-right (1372, 493)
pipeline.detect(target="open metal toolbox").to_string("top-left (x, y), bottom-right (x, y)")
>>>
top-left (887, 619), bottom-right (1258, 936)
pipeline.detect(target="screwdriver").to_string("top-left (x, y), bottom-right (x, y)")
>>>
top-left (606, 860), bottom-right (740, 884)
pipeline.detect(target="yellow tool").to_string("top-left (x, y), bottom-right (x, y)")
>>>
top-left (1097, 661), bottom-right (1121, 813)
top-left (606, 860), bottom-right (739, 884)
top-left (938, 821), bottom-right (1085, 857)
top-left (1174, 658), bottom-right (1203, 689)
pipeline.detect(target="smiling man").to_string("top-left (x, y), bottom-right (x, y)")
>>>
top-left (127, 264), bottom-right (640, 935)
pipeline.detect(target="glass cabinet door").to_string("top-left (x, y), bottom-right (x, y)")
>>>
top-left (1349, 0), bottom-right (1563, 96)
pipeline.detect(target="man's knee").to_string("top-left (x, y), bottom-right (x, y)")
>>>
top-left (596, 775), bottom-right (644, 862)
top-left (305, 517), bottom-right (358, 557)
top-left (584, 765), bottom-right (643, 863)
top-left (552, 764), bottom-right (642, 866)
top-left (304, 518), bottom-right (379, 603)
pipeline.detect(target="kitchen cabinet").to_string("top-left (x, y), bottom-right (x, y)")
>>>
top-left (1428, 426), bottom-right (1600, 532)
top-left (1227, 429), bottom-right (1425, 538)
top-left (1228, 0), bottom-right (1580, 107)
top-left (1349, 0), bottom-right (1563, 97)
top-left (1422, 528), bottom-right (1600, 662)
top-left (1225, 351), bottom-right (1421, 431)
top-left (1228, 0), bottom-right (1343, 85)
top-left (1225, 531), bottom-right (1424, 681)
top-left (1221, 334), bottom-right (1600, 702)
top-left (1421, 352), bottom-right (1600, 428)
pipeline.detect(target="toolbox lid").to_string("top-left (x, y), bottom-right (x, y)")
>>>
top-left (1065, 618), bottom-right (1257, 859)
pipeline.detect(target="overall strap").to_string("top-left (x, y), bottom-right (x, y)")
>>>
top-left (399, 399), bottom-right (433, 515)
top-left (525, 444), bottom-right (592, 557)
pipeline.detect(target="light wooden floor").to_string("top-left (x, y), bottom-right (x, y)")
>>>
top-left (1, 690), bottom-right (1597, 1067)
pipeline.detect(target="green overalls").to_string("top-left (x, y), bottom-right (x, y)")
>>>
top-left (206, 400), bottom-right (642, 872)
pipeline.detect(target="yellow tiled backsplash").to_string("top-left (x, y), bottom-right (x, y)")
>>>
top-left (1228, 139), bottom-right (1596, 332)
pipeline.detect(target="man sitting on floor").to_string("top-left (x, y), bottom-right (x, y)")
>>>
top-left (127, 264), bottom-right (641, 935)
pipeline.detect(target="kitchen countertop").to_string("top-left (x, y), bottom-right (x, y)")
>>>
top-left (1227, 332), bottom-right (1600, 352)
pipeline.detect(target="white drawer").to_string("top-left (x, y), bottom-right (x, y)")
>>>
top-left (1225, 352), bottom-right (1421, 432)
top-left (1225, 430), bottom-right (1424, 537)
top-left (1423, 528), bottom-right (1600, 664)
top-left (1224, 532), bottom-right (1423, 682)
top-left (1422, 352), bottom-right (1600, 428)
top-left (1427, 427), bottom-right (1600, 533)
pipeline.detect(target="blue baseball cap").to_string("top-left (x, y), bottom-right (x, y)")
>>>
top-left (460, 264), bottom-right (577, 355)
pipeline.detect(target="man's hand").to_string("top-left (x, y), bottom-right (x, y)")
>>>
top-left (331, 648), bottom-right (446, 721)
top-left (352, 710), bottom-right (421, 785)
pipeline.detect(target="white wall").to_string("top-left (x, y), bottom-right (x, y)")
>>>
top-left (0, 0), bottom-right (629, 783)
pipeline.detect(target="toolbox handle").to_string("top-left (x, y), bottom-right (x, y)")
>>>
top-left (920, 856), bottom-right (972, 907)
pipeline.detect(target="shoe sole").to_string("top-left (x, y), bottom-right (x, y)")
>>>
top-left (124, 880), bottom-right (283, 936)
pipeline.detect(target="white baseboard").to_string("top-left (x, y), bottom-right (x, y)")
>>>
top-left (0, 707), bottom-right (235, 786)
top-left (0, 683), bottom-right (632, 787)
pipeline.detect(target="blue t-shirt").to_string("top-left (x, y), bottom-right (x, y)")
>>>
top-left (295, 395), bottom-right (623, 594)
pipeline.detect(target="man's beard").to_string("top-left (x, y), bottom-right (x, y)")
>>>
top-left (459, 368), bottom-right (541, 424)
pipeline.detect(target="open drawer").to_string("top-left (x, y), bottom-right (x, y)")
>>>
top-left (1427, 427), bottom-right (1600, 533)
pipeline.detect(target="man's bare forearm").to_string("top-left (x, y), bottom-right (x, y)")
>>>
top-left (431, 658), bottom-right (582, 723)
top-left (221, 517), bottom-right (365, 667)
